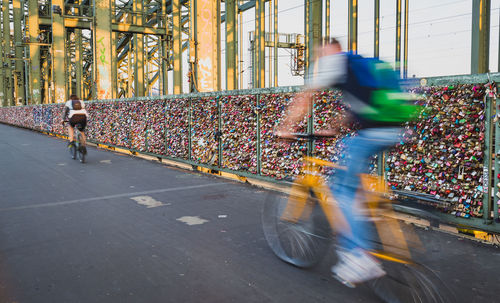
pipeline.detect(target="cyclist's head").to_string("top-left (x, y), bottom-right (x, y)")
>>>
top-left (314, 37), bottom-right (342, 58)
top-left (70, 94), bottom-right (79, 101)
top-left (324, 37), bottom-right (342, 54)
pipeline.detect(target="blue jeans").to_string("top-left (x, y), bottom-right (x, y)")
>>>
top-left (330, 127), bottom-right (402, 253)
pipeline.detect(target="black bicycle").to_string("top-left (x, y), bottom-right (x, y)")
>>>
top-left (64, 121), bottom-right (86, 163)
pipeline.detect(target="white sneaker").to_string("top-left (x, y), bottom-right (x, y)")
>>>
top-left (332, 248), bottom-right (386, 287)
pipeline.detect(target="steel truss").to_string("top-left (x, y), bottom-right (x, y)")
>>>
top-left (0, 1), bottom-right (489, 105)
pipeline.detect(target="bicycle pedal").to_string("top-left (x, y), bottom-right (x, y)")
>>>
top-left (332, 273), bottom-right (357, 289)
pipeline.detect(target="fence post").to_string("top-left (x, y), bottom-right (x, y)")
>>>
top-left (307, 94), bottom-right (314, 157)
top-left (494, 86), bottom-right (500, 222)
top-left (188, 97), bottom-right (192, 161)
top-left (378, 151), bottom-right (385, 178)
top-left (256, 93), bottom-right (262, 175)
top-left (483, 94), bottom-right (493, 224)
top-left (217, 96), bottom-right (222, 168)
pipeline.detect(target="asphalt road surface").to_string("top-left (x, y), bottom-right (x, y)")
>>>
top-left (0, 123), bottom-right (499, 303)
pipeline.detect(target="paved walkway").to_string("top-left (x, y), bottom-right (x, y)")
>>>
top-left (0, 123), bottom-right (498, 303)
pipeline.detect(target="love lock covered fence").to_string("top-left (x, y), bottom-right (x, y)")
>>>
top-left (1, 73), bottom-right (500, 233)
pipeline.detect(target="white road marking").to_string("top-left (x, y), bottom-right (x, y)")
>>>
top-left (57, 163), bottom-right (66, 166)
top-left (176, 216), bottom-right (209, 226)
top-left (130, 196), bottom-right (166, 208)
top-left (100, 160), bottom-right (112, 164)
top-left (0, 183), bottom-right (227, 212)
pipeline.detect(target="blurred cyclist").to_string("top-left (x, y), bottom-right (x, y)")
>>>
top-left (276, 38), bottom-right (414, 286)
top-left (62, 94), bottom-right (88, 155)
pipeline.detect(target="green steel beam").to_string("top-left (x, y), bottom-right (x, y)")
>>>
top-left (348, 0), bottom-right (358, 53)
top-left (188, 0), bottom-right (196, 93)
top-left (67, 32), bottom-right (73, 96)
top-left (239, 9), bottom-right (243, 88)
top-left (53, 0), bottom-right (66, 103)
top-left (236, 3), bottom-right (240, 89)
top-left (40, 16), bottom-right (168, 35)
top-left (254, 0), bottom-right (265, 88)
top-left (3, 0), bottom-right (12, 106)
top-left (162, 0), bottom-right (168, 95)
top-left (325, 0), bottom-right (330, 43)
top-left (226, 0), bottom-right (237, 90)
top-left (112, 23), bottom-right (166, 35)
top-left (134, 34), bottom-right (145, 97)
top-left (112, 31), bottom-right (118, 99)
top-left (274, 0), bottom-right (278, 87)
top-left (259, 0), bottom-right (265, 88)
top-left (42, 57), bottom-right (49, 103)
top-left (128, 46), bottom-right (134, 98)
top-left (172, 0), bottom-right (182, 94)
top-left (471, 0), bottom-right (490, 74)
top-left (420, 72), bottom-right (500, 86)
top-left (374, 0), bottom-right (379, 58)
top-left (134, 0), bottom-right (145, 97)
top-left (95, 0), bottom-right (114, 100)
top-left (221, 0), bottom-right (256, 22)
top-left (28, 0), bottom-right (41, 104)
top-left (403, 0), bottom-right (409, 78)
top-left (307, 0), bottom-right (322, 66)
top-left (191, 0), bottom-right (221, 92)
top-left (396, 0), bottom-right (402, 73)
top-left (268, 0), bottom-right (272, 87)
top-left (304, 0), bottom-right (309, 73)
top-left (75, 29), bottom-right (83, 98)
top-left (13, 0), bottom-right (24, 104)
top-left (0, 2), bottom-right (4, 107)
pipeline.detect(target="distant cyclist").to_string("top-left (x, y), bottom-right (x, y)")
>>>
top-left (277, 38), bottom-right (418, 286)
top-left (62, 94), bottom-right (88, 155)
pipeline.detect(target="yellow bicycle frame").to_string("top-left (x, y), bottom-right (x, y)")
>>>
top-left (280, 156), bottom-right (419, 264)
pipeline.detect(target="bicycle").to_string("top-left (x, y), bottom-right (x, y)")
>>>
top-left (63, 121), bottom-right (86, 163)
top-left (261, 133), bottom-right (453, 303)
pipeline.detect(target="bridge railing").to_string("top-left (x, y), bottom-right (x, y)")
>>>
top-left (1, 73), bottom-right (499, 233)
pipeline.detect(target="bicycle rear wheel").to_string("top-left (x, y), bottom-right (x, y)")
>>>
top-left (262, 190), bottom-right (333, 268)
top-left (367, 260), bottom-right (454, 303)
top-left (77, 132), bottom-right (85, 163)
top-left (78, 145), bottom-right (85, 163)
top-left (69, 142), bottom-right (76, 160)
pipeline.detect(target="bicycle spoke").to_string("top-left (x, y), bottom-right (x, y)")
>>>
top-left (368, 262), bottom-right (453, 303)
top-left (262, 192), bottom-right (333, 268)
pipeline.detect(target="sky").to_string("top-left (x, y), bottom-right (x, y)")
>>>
top-left (168, 0), bottom-right (500, 93)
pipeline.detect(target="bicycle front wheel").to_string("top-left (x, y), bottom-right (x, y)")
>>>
top-left (262, 190), bottom-right (333, 268)
top-left (367, 260), bottom-right (454, 303)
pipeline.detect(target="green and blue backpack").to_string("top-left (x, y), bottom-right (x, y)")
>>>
top-left (338, 53), bottom-right (421, 126)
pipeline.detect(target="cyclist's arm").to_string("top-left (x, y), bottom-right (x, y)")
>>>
top-left (275, 89), bottom-right (314, 137)
top-left (276, 54), bottom-right (347, 137)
